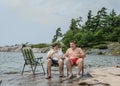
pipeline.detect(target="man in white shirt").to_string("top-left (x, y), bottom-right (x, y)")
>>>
top-left (46, 43), bottom-right (64, 79)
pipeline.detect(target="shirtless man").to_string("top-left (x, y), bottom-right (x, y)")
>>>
top-left (65, 41), bottom-right (85, 78)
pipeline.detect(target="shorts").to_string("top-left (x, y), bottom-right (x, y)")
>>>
top-left (70, 58), bottom-right (79, 65)
top-left (47, 57), bottom-right (59, 65)
top-left (51, 59), bottom-right (58, 65)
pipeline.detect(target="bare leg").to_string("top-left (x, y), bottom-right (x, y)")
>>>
top-left (58, 59), bottom-right (63, 76)
top-left (76, 58), bottom-right (83, 78)
top-left (66, 58), bottom-right (73, 78)
top-left (47, 59), bottom-right (52, 77)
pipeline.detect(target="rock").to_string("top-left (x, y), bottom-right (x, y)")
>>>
top-left (0, 46), bottom-right (50, 53)
top-left (39, 47), bottom-right (51, 53)
top-left (0, 45), bottom-right (22, 52)
top-left (32, 47), bottom-right (50, 53)
top-left (79, 67), bottom-right (120, 86)
top-left (85, 42), bottom-right (120, 55)
top-left (32, 48), bottom-right (41, 53)
top-left (116, 65), bottom-right (120, 68)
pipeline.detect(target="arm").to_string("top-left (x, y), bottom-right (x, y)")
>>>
top-left (79, 48), bottom-right (85, 58)
top-left (57, 50), bottom-right (64, 59)
top-left (47, 50), bottom-right (57, 59)
top-left (65, 49), bottom-right (70, 59)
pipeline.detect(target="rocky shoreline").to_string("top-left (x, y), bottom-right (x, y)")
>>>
top-left (0, 42), bottom-right (120, 55)
top-left (0, 45), bottom-right (51, 53)
top-left (86, 42), bottom-right (120, 55)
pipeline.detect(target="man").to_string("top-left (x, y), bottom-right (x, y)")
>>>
top-left (65, 41), bottom-right (85, 79)
top-left (46, 43), bottom-right (64, 79)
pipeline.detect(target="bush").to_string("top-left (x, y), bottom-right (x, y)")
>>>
top-left (31, 43), bottom-right (49, 48)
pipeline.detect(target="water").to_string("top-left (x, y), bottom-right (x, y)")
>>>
top-left (0, 52), bottom-right (120, 75)
top-left (0, 52), bottom-right (120, 86)
top-left (0, 52), bottom-right (46, 75)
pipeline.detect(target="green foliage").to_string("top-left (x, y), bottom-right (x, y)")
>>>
top-left (52, 28), bottom-right (62, 43)
top-left (62, 30), bottom-right (74, 48)
top-left (94, 29), bottom-right (104, 42)
top-left (31, 43), bottom-right (49, 48)
top-left (52, 7), bottom-right (120, 52)
top-left (79, 31), bottom-right (94, 47)
top-left (61, 45), bottom-right (68, 53)
top-left (70, 17), bottom-right (82, 30)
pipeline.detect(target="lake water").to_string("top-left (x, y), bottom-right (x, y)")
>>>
top-left (0, 52), bottom-right (120, 76)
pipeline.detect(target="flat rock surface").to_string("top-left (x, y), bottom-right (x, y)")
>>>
top-left (0, 67), bottom-right (120, 86)
top-left (0, 72), bottom-right (82, 86)
top-left (79, 67), bottom-right (120, 86)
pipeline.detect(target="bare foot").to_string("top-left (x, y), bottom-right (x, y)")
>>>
top-left (68, 74), bottom-right (73, 79)
top-left (77, 75), bottom-right (80, 79)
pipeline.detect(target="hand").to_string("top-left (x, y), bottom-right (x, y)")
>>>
top-left (53, 49), bottom-right (58, 54)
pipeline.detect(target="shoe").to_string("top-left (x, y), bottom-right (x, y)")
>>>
top-left (59, 75), bottom-right (63, 78)
top-left (45, 76), bottom-right (51, 79)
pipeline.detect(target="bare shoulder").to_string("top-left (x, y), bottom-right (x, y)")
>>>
top-left (77, 47), bottom-right (83, 51)
top-left (77, 47), bottom-right (82, 50)
top-left (66, 48), bottom-right (71, 52)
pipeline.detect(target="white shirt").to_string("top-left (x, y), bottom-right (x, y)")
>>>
top-left (47, 49), bottom-right (63, 60)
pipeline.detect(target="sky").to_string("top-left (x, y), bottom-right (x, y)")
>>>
top-left (0, 0), bottom-right (120, 46)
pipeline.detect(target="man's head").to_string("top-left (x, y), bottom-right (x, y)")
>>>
top-left (70, 41), bottom-right (77, 50)
top-left (52, 43), bottom-right (59, 50)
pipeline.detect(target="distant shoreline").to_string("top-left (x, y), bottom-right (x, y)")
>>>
top-left (0, 42), bottom-right (120, 55)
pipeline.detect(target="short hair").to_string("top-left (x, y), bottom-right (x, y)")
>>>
top-left (70, 40), bottom-right (76, 44)
top-left (52, 43), bottom-right (58, 47)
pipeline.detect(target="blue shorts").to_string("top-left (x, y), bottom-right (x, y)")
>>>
top-left (51, 59), bottom-right (58, 65)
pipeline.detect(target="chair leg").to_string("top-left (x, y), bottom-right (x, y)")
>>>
top-left (33, 64), bottom-right (37, 75)
top-left (46, 68), bottom-right (48, 76)
top-left (41, 63), bottom-right (45, 75)
top-left (21, 64), bottom-right (26, 75)
top-left (62, 64), bottom-right (64, 76)
top-left (82, 66), bottom-right (84, 77)
top-left (30, 64), bottom-right (35, 75)
top-left (67, 69), bottom-right (69, 76)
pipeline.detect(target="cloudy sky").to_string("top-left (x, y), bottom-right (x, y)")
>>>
top-left (0, 0), bottom-right (120, 46)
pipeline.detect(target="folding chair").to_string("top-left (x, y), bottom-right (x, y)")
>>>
top-left (21, 47), bottom-right (45, 75)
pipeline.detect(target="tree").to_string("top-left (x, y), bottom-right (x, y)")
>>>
top-left (94, 29), bottom-right (104, 43)
top-left (62, 17), bottom-right (82, 49)
top-left (52, 28), bottom-right (62, 43)
top-left (94, 7), bottom-right (107, 31)
top-left (80, 31), bottom-right (94, 47)
top-left (70, 17), bottom-right (82, 31)
top-left (59, 7), bottom-right (120, 51)
top-left (84, 10), bottom-right (93, 31)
